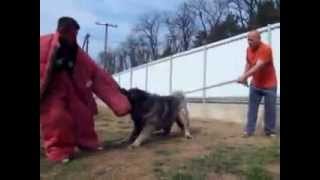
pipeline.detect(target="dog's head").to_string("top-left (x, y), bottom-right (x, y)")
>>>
top-left (119, 87), bottom-right (129, 97)
top-left (120, 88), bottom-right (149, 104)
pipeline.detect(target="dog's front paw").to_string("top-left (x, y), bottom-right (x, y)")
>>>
top-left (117, 138), bottom-right (129, 145)
top-left (128, 143), bottom-right (139, 150)
top-left (185, 134), bottom-right (193, 139)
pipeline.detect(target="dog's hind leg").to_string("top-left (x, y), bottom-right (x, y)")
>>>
top-left (162, 122), bottom-right (174, 136)
top-left (130, 124), bottom-right (155, 148)
top-left (178, 108), bottom-right (192, 139)
top-left (175, 117), bottom-right (185, 131)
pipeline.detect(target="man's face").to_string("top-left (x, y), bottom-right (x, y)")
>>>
top-left (247, 33), bottom-right (261, 50)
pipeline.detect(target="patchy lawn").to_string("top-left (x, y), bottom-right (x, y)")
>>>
top-left (40, 105), bottom-right (280, 180)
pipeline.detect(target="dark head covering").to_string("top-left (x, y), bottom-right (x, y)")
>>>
top-left (57, 16), bottom-right (80, 32)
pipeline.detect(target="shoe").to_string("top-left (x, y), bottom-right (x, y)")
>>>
top-left (61, 158), bottom-right (70, 164)
top-left (78, 145), bottom-right (103, 152)
top-left (266, 133), bottom-right (277, 138)
top-left (242, 132), bottom-right (253, 138)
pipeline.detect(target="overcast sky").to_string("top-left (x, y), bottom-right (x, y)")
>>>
top-left (40, 0), bottom-right (186, 61)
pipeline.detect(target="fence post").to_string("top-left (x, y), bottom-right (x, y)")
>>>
top-left (202, 47), bottom-right (208, 104)
top-left (267, 24), bottom-right (272, 46)
top-left (145, 58), bottom-right (149, 91)
top-left (130, 67), bottom-right (133, 88)
top-left (118, 74), bottom-right (121, 87)
top-left (169, 55), bottom-right (173, 94)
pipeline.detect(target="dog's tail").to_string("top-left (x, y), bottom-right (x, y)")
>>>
top-left (171, 91), bottom-right (189, 116)
top-left (171, 91), bottom-right (186, 101)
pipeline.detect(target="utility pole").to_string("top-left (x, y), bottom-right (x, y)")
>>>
top-left (95, 22), bottom-right (118, 70)
top-left (82, 33), bottom-right (90, 53)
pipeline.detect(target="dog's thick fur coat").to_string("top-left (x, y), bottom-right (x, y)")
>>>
top-left (120, 88), bottom-right (192, 148)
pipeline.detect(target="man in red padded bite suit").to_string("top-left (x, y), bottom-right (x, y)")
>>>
top-left (40, 17), bottom-right (131, 163)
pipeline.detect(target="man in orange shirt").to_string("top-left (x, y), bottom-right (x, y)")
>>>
top-left (238, 30), bottom-right (277, 137)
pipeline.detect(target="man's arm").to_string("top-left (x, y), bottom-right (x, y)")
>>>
top-left (92, 66), bottom-right (131, 116)
top-left (238, 59), bottom-right (267, 83)
top-left (238, 47), bottom-right (272, 83)
top-left (242, 62), bottom-right (250, 83)
top-left (79, 51), bottom-right (131, 116)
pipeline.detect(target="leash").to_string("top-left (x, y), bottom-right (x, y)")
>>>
top-left (184, 79), bottom-right (248, 95)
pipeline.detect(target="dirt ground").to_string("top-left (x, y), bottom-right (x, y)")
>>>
top-left (40, 104), bottom-right (280, 180)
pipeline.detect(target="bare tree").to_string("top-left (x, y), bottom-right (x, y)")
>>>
top-left (229, 0), bottom-right (279, 28)
top-left (186, 0), bottom-right (231, 46)
top-left (112, 47), bottom-right (128, 72)
top-left (98, 51), bottom-right (105, 69)
top-left (226, 0), bottom-right (280, 29)
top-left (135, 35), bottom-right (151, 64)
top-left (228, 0), bottom-right (249, 28)
top-left (165, 3), bottom-right (197, 52)
top-left (98, 49), bottom-right (117, 74)
top-left (134, 12), bottom-right (162, 60)
top-left (126, 36), bottom-right (139, 67)
top-left (117, 33), bottom-right (153, 69)
top-left (177, 3), bottom-right (198, 51)
top-left (163, 11), bottom-right (180, 54)
top-left (187, 0), bottom-right (230, 30)
top-left (98, 51), bottom-right (109, 71)
top-left (186, 0), bottom-right (210, 34)
top-left (119, 42), bottom-right (132, 69)
top-left (185, 0), bottom-right (212, 47)
top-left (243, 0), bottom-right (259, 18)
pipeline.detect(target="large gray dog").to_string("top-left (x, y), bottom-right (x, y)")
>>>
top-left (120, 88), bottom-right (192, 148)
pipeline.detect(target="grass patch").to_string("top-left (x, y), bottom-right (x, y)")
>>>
top-left (40, 157), bottom-right (92, 180)
top-left (155, 142), bottom-right (279, 180)
top-left (154, 149), bottom-right (179, 156)
top-left (153, 160), bottom-right (172, 180)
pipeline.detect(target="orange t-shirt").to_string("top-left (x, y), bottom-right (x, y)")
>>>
top-left (247, 42), bottom-right (277, 89)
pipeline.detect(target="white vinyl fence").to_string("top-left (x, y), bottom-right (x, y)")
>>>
top-left (113, 23), bottom-right (280, 103)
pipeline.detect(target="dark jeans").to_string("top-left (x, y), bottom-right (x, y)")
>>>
top-left (245, 85), bottom-right (277, 135)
